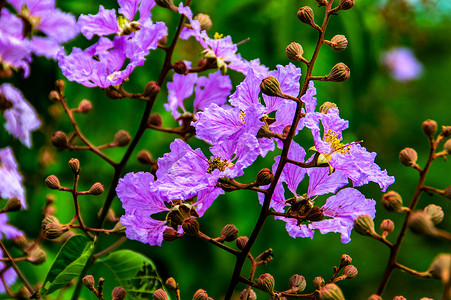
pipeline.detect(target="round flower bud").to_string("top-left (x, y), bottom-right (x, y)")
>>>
top-left (78, 100), bottom-right (92, 113)
top-left (339, 0), bottom-right (355, 10)
top-left (195, 13), bottom-right (212, 31)
top-left (240, 288), bottom-right (257, 300)
top-left (408, 211), bottom-right (437, 237)
top-left (148, 113), bottom-right (164, 127)
top-left (424, 204), bottom-right (444, 224)
top-left (27, 247), bottom-right (46, 265)
top-left (137, 150), bottom-right (156, 165)
top-left (144, 81), bottom-right (160, 98)
top-left (155, 0), bottom-right (175, 10)
top-left (319, 102), bottom-right (338, 114)
top-left (313, 276), bottom-right (325, 288)
top-left (255, 168), bottom-right (275, 186)
top-left (221, 224), bottom-right (239, 242)
top-left (353, 214), bottom-right (376, 237)
top-left (49, 90), bottom-right (60, 101)
top-left (42, 215), bottom-right (60, 230)
top-left (339, 254), bottom-right (352, 268)
top-left (286, 42), bottom-right (304, 62)
top-left (297, 6), bottom-right (314, 26)
top-left (13, 235), bottom-right (28, 250)
top-left (163, 227), bottom-right (182, 241)
top-left (165, 277), bottom-right (177, 290)
top-left (260, 76), bottom-right (284, 98)
top-left (173, 60), bottom-right (188, 75)
top-left (289, 274), bottom-right (306, 292)
top-left (89, 182), bottom-right (104, 195)
top-left (380, 219), bottom-right (395, 237)
top-left (112, 286), bottom-right (126, 300)
top-left (236, 236), bottom-right (249, 250)
top-left (367, 295), bottom-right (382, 300)
top-left (193, 289), bottom-right (209, 300)
top-left (257, 273), bottom-right (275, 295)
top-left (182, 217), bottom-right (200, 236)
top-left (381, 191), bottom-right (403, 212)
top-left (443, 139), bottom-right (451, 155)
top-left (393, 297), bottom-right (406, 300)
top-left (343, 265), bottom-right (358, 279)
top-left (428, 253), bottom-right (451, 280)
top-left (330, 35), bottom-right (348, 52)
top-left (68, 158), bottom-right (80, 175)
top-left (399, 147), bottom-right (418, 167)
top-left (441, 126), bottom-right (451, 138)
top-left (45, 175), bottom-right (61, 190)
top-left (326, 63), bottom-right (350, 82)
top-left (44, 223), bottom-right (69, 239)
top-left (114, 130), bottom-right (131, 147)
top-left (55, 80), bottom-right (65, 91)
top-left (51, 131), bottom-right (69, 151)
top-left (318, 283), bottom-right (345, 300)
top-left (306, 206), bottom-right (324, 222)
top-left (3, 197), bottom-right (22, 212)
top-left (153, 289), bottom-right (168, 300)
top-left (82, 275), bottom-right (95, 291)
top-left (422, 119), bottom-right (438, 139)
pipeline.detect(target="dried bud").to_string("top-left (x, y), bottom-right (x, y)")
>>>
top-left (441, 126), bottom-right (451, 138)
top-left (78, 100), bottom-right (92, 113)
top-left (408, 211), bottom-right (437, 236)
top-left (313, 277), bottom-right (325, 288)
top-left (144, 81), bottom-right (160, 98)
top-left (330, 35), bottom-right (348, 52)
top-left (82, 275), bottom-right (95, 291)
top-left (422, 119), bottom-right (438, 139)
top-left (88, 182), bottom-right (104, 195)
top-left (305, 206), bottom-right (324, 222)
top-left (163, 227), bottom-right (183, 241)
top-left (339, 254), bottom-right (352, 267)
top-left (221, 224), bottom-right (238, 242)
top-left (381, 191), bottom-right (404, 212)
top-left (44, 223), bottom-right (69, 239)
top-left (289, 274), bottom-right (306, 292)
top-left (399, 147), bottom-right (418, 167)
top-left (428, 253), bottom-right (451, 280)
top-left (3, 197), bottom-right (22, 212)
top-left (297, 6), bottom-right (315, 26)
top-left (367, 295), bottom-right (382, 300)
top-left (255, 168), bottom-right (275, 186)
top-left (173, 60), bottom-right (188, 75)
top-left (286, 42), bottom-right (305, 62)
top-left (353, 214), bottom-right (376, 237)
top-left (319, 102), bottom-right (338, 114)
top-left (193, 289), bottom-right (209, 300)
top-left (424, 204), bottom-right (444, 224)
top-left (256, 249), bottom-right (274, 265)
top-left (236, 236), bottom-right (248, 250)
top-left (240, 288), bottom-right (257, 300)
top-left (155, 0), bottom-right (175, 10)
top-left (339, 0), bottom-right (355, 10)
top-left (444, 139), bottom-right (451, 155)
top-left (137, 150), bottom-right (156, 165)
top-left (114, 130), bottom-right (131, 147)
top-left (260, 76), bottom-right (284, 98)
top-left (165, 277), bottom-right (177, 290)
top-left (182, 217), bottom-right (200, 236)
top-left (45, 175), bottom-right (61, 190)
top-left (148, 113), bottom-right (163, 127)
top-left (380, 219), bottom-right (395, 237)
top-left (342, 265), bottom-right (358, 279)
top-left (27, 247), bottom-right (46, 265)
top-left (195, 13), bottom-right (212, 31)
top-left (319, 283), bottom-right (345, 300)
top-left (51, 131), bottom-right (69, 151)
top-left (49, 90), bottom-right (60, 101)
top-left (326, 63), bottom-right (350, 82)
top-left (257, 273), bottom-right (275, 295)
top-left (105, 86), bottom-right (124, 99)
top-left (153, 289), bottom-right (168, 300)
top-left (68, 158), bottom-right (80, 175)
top-left (110, 221), bottom-right (126, 235)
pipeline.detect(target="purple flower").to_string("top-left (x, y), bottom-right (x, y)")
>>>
top-left (0, 214), bottom-right (23, 239)
top-left (381, 47), bottom-right (423, 82)
top-left (0, 249), bottom-right (18, 294)
top-left (0, 147), bottom-right (26, 208)
top-left (0, 84), bottom-right (41, 147)
top-left (0, 28), bottom-right (31, 77)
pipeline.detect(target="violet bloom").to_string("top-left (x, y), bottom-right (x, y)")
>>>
top-left (0, 214), bottom-right (23, 239)
top-left (0, 147), bottom-right (26, 208)
top-left (0, 84), bottom-right (41, 147)
top-left (0, 249), bottom-right (18, 294)
top-left (381, 47), bottom-right (423, 82)
top-left (116, 172), bottom-right (221, 246)
top-left (0, 26), bottom-right (31, 77)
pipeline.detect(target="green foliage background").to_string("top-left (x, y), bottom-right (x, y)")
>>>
top-left (1, 0), bottom-right (451, 299)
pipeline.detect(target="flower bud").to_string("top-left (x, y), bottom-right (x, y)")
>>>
top-left (441, 126), bottom-right (451, 138)
top-left (424, 204), bottom-right (444, 224)
top-left (114, 130), bottom-right (131, 147)
top-left (3, 197), bottom-right (22, 212)
top-left (240, 288), bottom-right (257, 300)
top-left (354, 214), bottom-right (376, 237)
top-left (399, 147), bottom-right (418, 167)
top-left (44, 223), bottom-right (69, 239)
top-left (182, 217), bottom-right (200, 236)
top-left (326, 63), bottom-right (350, 82)
top-left (45, 175), bottom-right (61, 190)
top-left (393, 297), bottom-right (406, 300)
top-left (286, 42), bottom-right (305, 62)
top-left (55, 80), bottom-right (65, 92)
top-left (165, 277), bottom-right (177, 290)
top-left (144, 81), bottom-right (160, 98)
top-left (380, 219), bottom-right (395, 237)
top-left (42, 215), bottom-right (60, 230)
top-left (49, 90), bottom-right (60, 101)
top-left (339, 0), bottom-right (355, 10)
top-left (343, 265), bottom-right (358, 279)
top-left (153, 289), bottom-right (168, 300)
top-left (444, 139), bottom-right (451, 155)
top-left (236, 236), bottom-right (248, 250)
top-left (82, 275), bottom-right (95, 291)
top-left (313, 276), bottom-right (325, 288)
top-left (13, 235), bottom-right (28, 250)
top-left (339, 254), bottom-right (352, 268)
top-left (137, 150), bottom-right (156, 165)
top-left (305, 206), bottom-right (324, 222)
top-left (367, 295), bottom-right (382, 300)
top-left (255, 168), bottom-right (274, 186)
top-left (408, 211), bottom-right (437, 237)
top-left (257, 273), bottom-right (275, 295)
top-left (330, 35), bottom-right (348, 52)
top-left (51, 131), bottom-right (69, 151)
top-left (89, 182), bottom-right (104, 195)
top-left (68, 158), bottom-right (80, 175)
top-left (163, 227), bottom-right (182, 241)
top-left (289, 274), bottom-right (306, 292)
top-left (381, 191), bottom-right (403, 212)
top-left (260, 76), bottom-right (284, 98)
top-left (443, 185), bottom-right (451, 200)
top-left (297, 6), bottom-right (314, 26)
top-left (428, 253), bottom-right (451, 280)
top-left (221, 224), bottom-right (238, 242)
top-left (78, 100), bottom-right (92, 113)
top-left (148, 113), bottom-right (163, 127)
top-left (319, 283), bottom-right (345, 300)
top-left (27, 246), bottom-right (46, 265)
top-left (173, 60), bottom-right (188, 75)
top-left (256, 249), bottom-right (274, 265)
top-left (422, 119), bottom-right (438, 139)
top-left (319, 102), bottom-right (338, 114)
top-left (155, 0), bottom-right (176, 10)
top-left (193, 289), bottom-right (209, 300)
top-left (111, 286), bottom-right (126, 300)
top-left (195, 13), bottom-right (212, 31)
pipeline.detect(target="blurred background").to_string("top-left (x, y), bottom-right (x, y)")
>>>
top-left (1, 0), bottom-right (451, 299)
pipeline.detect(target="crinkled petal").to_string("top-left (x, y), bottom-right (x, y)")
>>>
top-left (301, 80), bottom-right (317, 114)
top-left (193, 71), bottom-right (232, 112)
top-left (307, 168), bottom-right (348, 198)
top-left (283, 218), bottom-right (314, 239)
top-left (0, 253), bottom-right (17, 293)
top-left (165, 72), bottom-right (198, 118)
top-left (78, 6), bottom-right (120, 39)
top-left (0, 34), bottom-right (31, 77)
top-left (121, 214), bottom-right (168, 246)
top-left (195, 187), bottom-right (224, 217)
top-left (273, 141), bottom-right (306, 195)
top-left (0, 147), bottom-right (26, 207)
top-left (30, 36), bottom-right (62, 59)
top-left (0, 214), bottom-right (23, 239)
top-left (229, 67), bottom-right (266, 111)
top-left (37, 9), bottom-right (79, 43)
top-left (118, 0), bottom-right (140, 21)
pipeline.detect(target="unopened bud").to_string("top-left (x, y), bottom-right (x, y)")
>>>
top-left (114, 130), bottom-right (131, 147)
top-left (165, 277), bottom-right (177, 290)
top-left (155, 0), bottom-right (175, 10)
top-left (193, 289), bottom-right (209, 300)
top-left (110, 221), bottom-right (126, 235)
top-left (428, 253), bottom-right (451, 280)
top-left (286, 42), bottom-right (305, 62)
top-left (424, 204), bottom-right (444, 224)
top-left (339, 0), bottom-right (355, 10)
top-left (297, 6), bottom-right (315, 26)
top-left (182, 217), bottom-right (200, 236)
top-left (51, 131), bottom-right (69, 151)
top-left (257, 273), bottom-right (275, 295)
top-left (289, 274), bottom-right (306, 292)
top-left (255, 168), bottom-right (274, 186)
top-left (153, 289), bottom-right (168, 300)
top-left (195, 14), bottom-right (212, 31)
top-left (89, 182), bottom-right (104, 195)
top-left (27, 247), bottom-right (46, 265)
top-left (399, 147), bottom-right (418, 167)
top-left (408, 211), bottom-right (437, 236)
top-left (105, 86), bottom-right (124, 99)
top-left (260, 76), bottom-right (284, 98)
top-left (82, 275), bottom-right (95, 291)
top-left (353, 214), bottom-right (376, 237)
top-left (381, 191), bottom-right (404, 212)
top-left (55, 80), bottom-right (65, 92)
top-left (305, 206), bottom-right (324, 222)
top-left (441, 126), bottom-right (451, 138)
top-left (422, 119), bottom-right (438, 139)
top-left (112, 286), bottom-right (126, 300)
top-left (3, 197), bottom-right (22, 212)
top-left (319, 283), bottom-right (345, 300)
top-left (380, 219), bottom-right (395, 237)
top-left (163, 227), bottom-right (182, 241)
top-left (45, 175), bottom-right (61, 190)
top-left (173, 60), bottom-right (188, 75)
top-left (367, 295), bottom-right (382, 300)
top-left (42, 215), bottom-right (59, 230)
top-left (221, 224), bottom-right (238, 242)
top-left (256, 249), bottom-right (274, 265)
top-left (444, 139), bottom-right (451, 155)
top-left (49, 90), bottom-right (60, 101)
top-left (343, 265), bottom-right (358, 279)
top-left (137, 150), bottom-right (156, 165)
top-left (326, 63), bottom-right (350, 82)
top-left (13, 235), bottom-right (28, 250)
top-left (393, 297), bottom-right (406, 300)
top-left (78, 100), bottom-right (92, 113)
top-left (44, 223), bottom-right (69, 239)
top-left (144, 81), bottom-right (160, 98)
top-left (68, 158), bottom-right (80, 175)
top-left (236, 236), bottom-right (248, 250)
top-left (240, 288), bottom-right (257, 300)
top-left (313, 276), bottom-right (325, 288)
top-left (330, 35), bottom-right (348, 52)
top-left (339, 254), bottom-right (352, 268)
top-left (319, 102), bottom-right (338, 114)
top-left (148, 113), bottom-right (163, 127)
top-left (443, 185), bottom-right (451, 200)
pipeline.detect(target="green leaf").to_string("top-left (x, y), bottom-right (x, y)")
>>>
top-left (39, 235), bottom-right (94, 295)
top-left (95, 250), bottom-right (166, 299)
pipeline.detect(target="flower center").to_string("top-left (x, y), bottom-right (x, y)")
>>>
top-left (117, 16), bottom-right (142, 35)
top-left (207, 156), bottom-right (233, 173)
top-left (240, 111), bottom-right (246, 124)
top-left (324, 130), bottom-right (350, 155)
